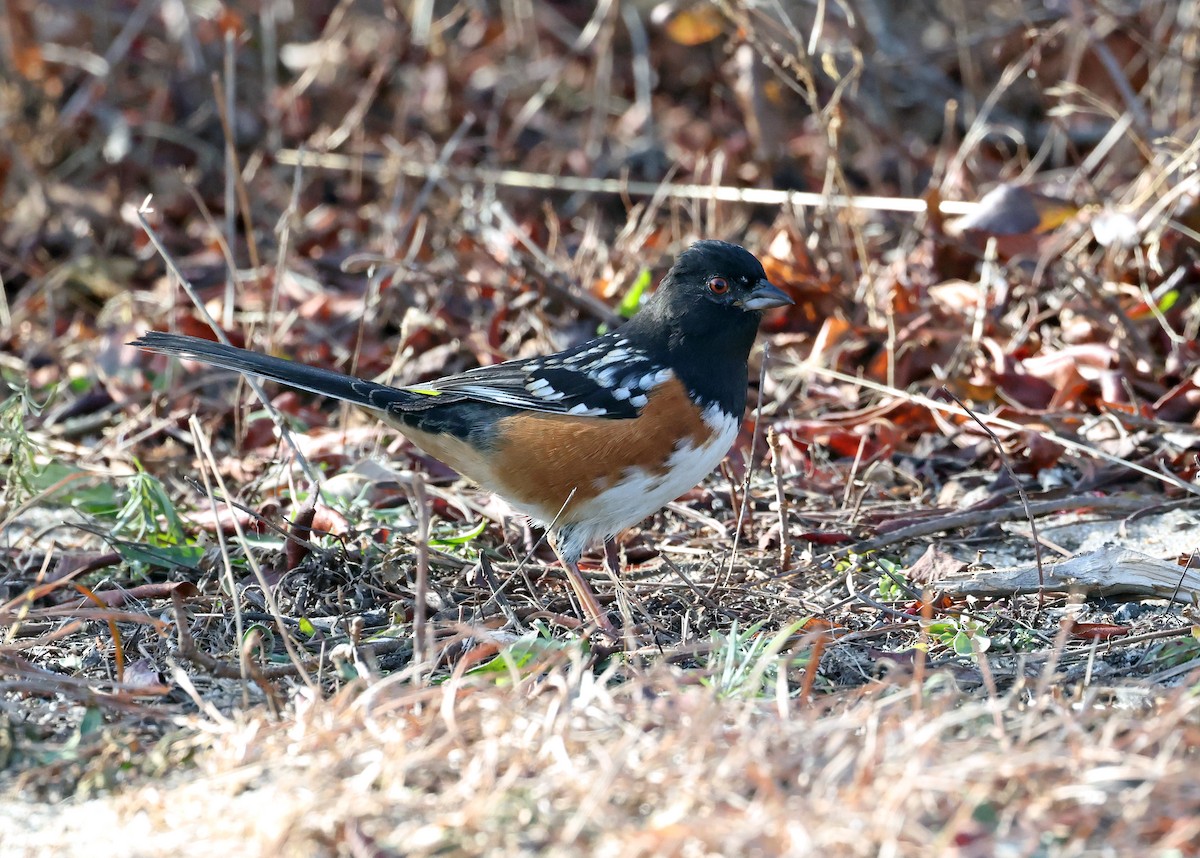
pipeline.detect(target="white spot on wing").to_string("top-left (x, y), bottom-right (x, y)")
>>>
top-left (652, 368), bottom-right (673, 386)
top-left (599, 348), bottom-right (629, 365)
top-left (594, 368), bottom-right (618, 388)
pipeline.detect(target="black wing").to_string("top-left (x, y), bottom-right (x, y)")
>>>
top-left (410, 331), bottom-right (671, 419)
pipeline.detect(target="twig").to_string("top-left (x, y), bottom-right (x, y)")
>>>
top-left (276, 148), bottom-right (981, 217)
top-left (716, 343), bottom-right (771, 593)
top-left (766, 427), bottom-right (792, 573)
top-left (937, 387), bottom-right (1045, 601)
top-left (181, 476), bottom-right (326, 557)
top-left (346, 114), bottom-right (475, 406)
top-left (171, 590), bottom-right (319, 682)
top-left (220, 41), bottom-right (235, 329)
top-left (210, 69), bottom-right (262, 274)
top-left (658, 554), bottom-right (724, 614)
top-left (477, 553), bottom-right (524, 630)
top-left (485, 200), bottom-right (622, 326)
top-left (189, 417), bottom-right (317, 692)
top-left (1169, 548), bottom-right (1198, 605)
top-left (262, 0), bottom-right (281, 151)
top-left (136, 200), bottom-right (321, 488)
top-left (412, 472), bottom-right (431, 669)
top-left (1082, 15), bottom-right (1151, 136)
top-left (392, 114), bottom-right (475, 258)
top-left (59, 0), bottom-right (157, 123)
top-left (840, 495), bottom-right (1167, 555)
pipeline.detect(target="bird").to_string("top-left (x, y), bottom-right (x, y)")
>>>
top-left (131, 240), bottom-right (792, 636)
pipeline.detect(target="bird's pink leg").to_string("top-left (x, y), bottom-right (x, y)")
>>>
top-left (551, 546), bottom-right (619, 639)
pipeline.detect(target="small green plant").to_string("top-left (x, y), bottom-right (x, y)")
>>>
top-left (597, 269), bottom-right (654, 334)
top-left (108, 463), bottom-right (203, 569)
top-left (700, 620), bottom-right (810, 699)
top-left (112, 464), bottom-right (188, 546)
top-left (462, 625), bottom-right (587, 685)
top-left (1151, 636), bottom-right (1200, 669)
top-left (0, 387), bottom-right (121, 518)
top-left (0, 385), bottom-right (48, 510)
top-left (429, 518), bottom-right (488, 559)
top-left (924, 614), bottom-right (991, 658)
top-left (617, 268), bottom-right (653, 318)
top-left (873, 556), bottom-right (910, 601)
top-left (989, 626), bottom-right (1042, 653)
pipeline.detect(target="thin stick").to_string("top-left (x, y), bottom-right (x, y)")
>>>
top-left (268, 147), bottom-right (306, 354)
top-left (485, 201), bottom-right (622, 325)
top-left (937, 387), bottom-right (1045, 601)
top-left (717, 343), bottom-right (771, 591)
top-left (766, 427), bottom-right (792, 573)
top-left (261, 0), bottom-right (281, 152)
top-left (347, 114), bottom-right (475, 392)
top-left (412, 472), bottom-right (431, 669)
top-left (59, 0), bottom-right (157, 122)
top-left (136, 199), bottom-right (321, 488)
top-left (476, 553), bottom-right (524, 630)
top-left (221, 39), bottom-right (236, 330)
top-left (836, 495), bottom-right (1189, 557)
top-left (276, 148), bottom-right (982, 217)
top-left (189, 417), bottom-right (317, 692)
top-left (210, 71), bottom-right (262, 273)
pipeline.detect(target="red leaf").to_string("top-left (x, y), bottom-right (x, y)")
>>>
top-left (797, 531), bottom-right (853, 545)
top-left (1069, 622), bottom-right (1131, 640)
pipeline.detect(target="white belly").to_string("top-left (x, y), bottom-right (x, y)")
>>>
top-left (549, 403), bottom-right (740, 560)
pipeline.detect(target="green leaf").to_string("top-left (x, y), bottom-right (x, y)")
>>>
top-left (874, 556), bottom-right (901, 574)
top-left (617, 268), bottom-right (653, 318)
top-left (463, 636), bottom-right (580, 684)
top-left (926, 621), bottom-right (954, 640)
top-left (27, 461), bottom-right (121, 514)
top-left (113, 541), bottom-right (205, 569)
top-left (429, 518), bottom-right (487, 547)
top-left (242, 624), bottom-right (274, 661)
top-left (952, 631), bottom-right (974, 656)
top-left (78, 706), bottom-right (104, 736)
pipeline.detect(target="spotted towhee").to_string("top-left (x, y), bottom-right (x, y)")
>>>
top-left (132, 240), bottom-right (792, 635)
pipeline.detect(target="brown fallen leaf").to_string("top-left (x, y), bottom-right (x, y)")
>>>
top-left (83, 580), bottom-right (201, 608)
top-left (1067, 621), bottom-right (1131, 640)
top-left (942, 183), bottom-right (1080, 264)
top-left (908, 544), bottom-right (969, 585)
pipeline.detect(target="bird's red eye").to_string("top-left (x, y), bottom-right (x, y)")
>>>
top-left (708, 277), bottom-right (729, 294)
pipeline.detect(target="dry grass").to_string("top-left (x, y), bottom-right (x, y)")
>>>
top-left (6, 655), bottom-right (1200, 856)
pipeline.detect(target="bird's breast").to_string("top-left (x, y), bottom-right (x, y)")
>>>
top-left (487, 377), bottom-right (740, 529)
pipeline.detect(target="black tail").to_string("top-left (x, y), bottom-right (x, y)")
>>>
top-left (130, 331), bottom-right (418, 414)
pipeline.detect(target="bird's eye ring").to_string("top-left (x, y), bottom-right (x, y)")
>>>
top-left (708, 276), bottom-right (730, 295)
